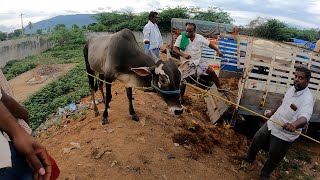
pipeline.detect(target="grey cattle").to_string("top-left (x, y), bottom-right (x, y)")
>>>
top-left (83, 29), bottom-right (184, 125)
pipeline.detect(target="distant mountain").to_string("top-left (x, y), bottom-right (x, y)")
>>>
top-left (24, 14), bottom-right (97, 34)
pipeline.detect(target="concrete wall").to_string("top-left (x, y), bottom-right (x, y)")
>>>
top-left (86, 31), bottom-right (171, 44)
top-left (0, 36), bottom-right (50, 68)
top-left (0, 31), bottom-right (169, 68)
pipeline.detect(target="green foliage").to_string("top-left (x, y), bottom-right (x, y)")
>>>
top-left (36, 29), bottom-right (42, 35)
top-left (13, 29), bottom-right (22, 37)
top-left (191, 7), bottom-right (234, 24)
top-left (23, 61), bottom-right (89, 129)
top-left (87, 23), bottom-right (107, 32)
top-left (157, 7), bottom-right (190, 32)
top-left (2, 58), bottom-right (37, 80)
top-left (54, 24), bottom-right (66, 31)
top-left (278, 148), bottom-right (314, 180)
top-left (28, 22), bottom-right (33, 30)
top-left (242, 17), bottom-right (319, 42)
top-left (2, 48), bottom-right (82, 80)
top-left (49, 24), bottom-right (86, 49)
top-left (0, 31), bottom-right (7, 41)
top-left (95, 11), bottom-right (146, 32)
top-left (92, 6), bottom-right (233, 33)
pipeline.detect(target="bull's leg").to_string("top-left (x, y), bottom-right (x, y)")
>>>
top-left (102, 82), bottom-right (112, 125)
top-left (84, 43), bottom-right (99, 117)
top-left (98, 74), bottom-right (106, 104)
top-left (90, 89), bottom-right (99, 117)
top-left (126, 87), bottom-right (139, 121)
top-left (180, 83), bottom-right (187, 104)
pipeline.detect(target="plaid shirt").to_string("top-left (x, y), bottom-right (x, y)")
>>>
top-left (0, 69), bottom-right (14, 97)
top-left (0, 69), bottom-right (32, 138)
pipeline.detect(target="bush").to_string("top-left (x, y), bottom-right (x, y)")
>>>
top-left (2, 58), bottom-right (37, 80)
top-left (23, 61), bottom-right (89, 129)
top-left (49, 24), bottom-right (86, 49)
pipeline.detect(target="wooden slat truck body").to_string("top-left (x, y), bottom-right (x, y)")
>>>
top-left (235, 35), bottom-right (320, 123)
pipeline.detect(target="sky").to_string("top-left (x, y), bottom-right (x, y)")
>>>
top-left (0, 0), bottom-right (319, 32)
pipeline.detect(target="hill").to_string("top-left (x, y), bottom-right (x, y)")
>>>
top-left (24, 14), bottom-right (97, 34)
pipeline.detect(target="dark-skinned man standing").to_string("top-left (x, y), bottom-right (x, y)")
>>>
top-left (243, 66), bottom-right (314, 180)
top-left (143, 11), bottom-right (162, 59)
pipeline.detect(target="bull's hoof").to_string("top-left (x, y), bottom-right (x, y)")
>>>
top-left (102, 118), bottom-right (108, 125)
top-left (95, 111), bottom-right (99, 117)
top-left (131, 114), bottom-right (140, 121)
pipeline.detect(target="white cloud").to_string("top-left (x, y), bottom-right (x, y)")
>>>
top-left (0, 0), bottom-right (319, 32)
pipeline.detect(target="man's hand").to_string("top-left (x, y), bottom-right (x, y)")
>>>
top-left (12, 131), bottom-right (52, 180)
top-left (182, 54), bottom-right (191, 59)
top-left (265, 112), bottom-right (273, 118)
top-left (217, 51), bottom-right (223, 57)
top-left (283, 123), bottom-right (296, 132)
top-left (144, 40), bottom-right (150, 44)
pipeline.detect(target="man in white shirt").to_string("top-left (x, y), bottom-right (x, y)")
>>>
top-left (173, 22), bottom-right (223, 89)
top-left (243, 66), bottom-right (314, 180)
top-left (143, 11), bottom-right (163, 59)
top-left (0, 73), bottom-right (52, 179)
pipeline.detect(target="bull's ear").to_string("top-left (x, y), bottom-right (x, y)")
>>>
top-left (131, 67), bottom-right (154, 76)
top-left (178, 60), bottom-right (191, 78)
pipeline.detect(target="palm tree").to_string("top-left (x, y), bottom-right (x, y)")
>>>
top-left (28, 21), bottom-right (33, 30)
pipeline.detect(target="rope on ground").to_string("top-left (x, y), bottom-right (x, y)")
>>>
top-left (185, 82), bottom-right (320, 145)
top-left (85, 72), bottom-right (320, 144)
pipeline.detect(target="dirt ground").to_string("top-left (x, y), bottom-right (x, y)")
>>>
top-left (35, 76), bottom-right (320, 180)
top-left (8, 57), bottom-right (318, 180)
top-left (8, 64), bottom-right (76, 102)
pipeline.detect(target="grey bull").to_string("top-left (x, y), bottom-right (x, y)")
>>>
top-left (83, 29), bottom-right (185, 125)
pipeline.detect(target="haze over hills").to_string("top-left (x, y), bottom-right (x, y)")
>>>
top-left (24, 14), bottom-right (97, 34)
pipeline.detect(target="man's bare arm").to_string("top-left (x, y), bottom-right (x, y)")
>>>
top-left (1, 88), bottom-right (29, 124)
top-left (0, 90), bottom-right (51, 180)
top-left (173, 46), bottom-right (191, 59)
top-left (283, 116), bottom-right (307, 132)
top-left (209, 43), bottom-right (223, 56)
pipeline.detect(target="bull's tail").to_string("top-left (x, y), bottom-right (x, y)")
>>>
top-left (83, 42), bottom-right (95, 91)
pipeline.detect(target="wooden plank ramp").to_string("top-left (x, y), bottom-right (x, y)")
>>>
top-left (204, 84), bottom-right (230, 124)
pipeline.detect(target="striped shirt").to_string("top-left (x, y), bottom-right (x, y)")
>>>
top-left (0, 69), bottom-right (32, 168)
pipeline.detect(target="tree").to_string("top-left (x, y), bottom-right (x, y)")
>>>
top-left (157, 7), bottom-right (190, 33)
top-left (72, 24), bottom-right (79, 29)
top-left (243, 17), bottom-right (318, 42)
top-left (191, 7), bottom-right (234, 24)
top-left (49, 24), bottom-right (86, 49)
top-left (87, 23), bottom-right (107, 32)
top-left (54, 24), bottom-right (66, 31)
top-left (36, 29), bottom-right (42, 35)
top-left (28, 21), bottom-right (33, 30)
top-left (13, 29), bottom-right (22, 37)
top-left (0, 31), bottom-right (7, 41)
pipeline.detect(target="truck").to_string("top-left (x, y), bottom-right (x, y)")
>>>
top-left (169, 18), bottom-right (320, 130)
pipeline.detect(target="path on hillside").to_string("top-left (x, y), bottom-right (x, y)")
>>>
top-left (8, 64), bottom-right (76, 102)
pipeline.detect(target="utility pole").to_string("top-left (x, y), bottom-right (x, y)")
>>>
top-left (20, 13), bottom-right (24, 35)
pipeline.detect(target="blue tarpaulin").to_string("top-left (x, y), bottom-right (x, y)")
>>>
top-left (293, 38), bottom-right (316, 49)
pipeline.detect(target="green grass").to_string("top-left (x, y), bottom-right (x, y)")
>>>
top-left (277, 148), bottom-right (314, 180)
top-left (23, 61), bottom-right (89, 129)
top-left (2, 47), bottom-right (83, 80)
top-left (2, 45), bottom-right (89, 129)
